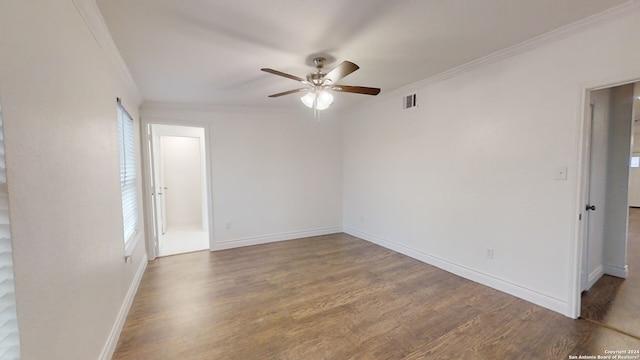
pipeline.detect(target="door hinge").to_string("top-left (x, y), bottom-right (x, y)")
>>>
top-left (579, 213), bottom-right (582, 220)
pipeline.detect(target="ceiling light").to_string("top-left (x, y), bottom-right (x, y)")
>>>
top-left (300, 90), bottom-right (334, 111)
top-left (316, 91), bottom-right (333, 110)
top-left (301, 92), bottom-right (315, 108)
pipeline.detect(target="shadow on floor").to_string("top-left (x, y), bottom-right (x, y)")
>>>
top-left (580, 275), bottom-right (625, 323)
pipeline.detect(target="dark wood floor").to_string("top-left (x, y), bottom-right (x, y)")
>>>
top-left (581, 207), bottom-right (640, 338)
top-left (113, 233), bottom-right (640, 359)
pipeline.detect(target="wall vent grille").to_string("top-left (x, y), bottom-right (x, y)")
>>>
top-left (403, 94), bottom-right (417, 109)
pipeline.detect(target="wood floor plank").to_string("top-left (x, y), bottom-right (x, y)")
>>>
top-left (113, 233), bottom-right (640, 359)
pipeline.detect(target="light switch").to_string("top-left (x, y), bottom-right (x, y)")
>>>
top-left (555, 166), bottom-right (568, 180)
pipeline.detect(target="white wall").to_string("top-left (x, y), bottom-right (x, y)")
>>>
top-left (342, 9), bottom-right (640, 317)
top-left (628, 153), bottom-right (640, 207)
top-left (0, 1), bottom-right (146, 359)
top-left (141, 105), bottom-right (343, 250)
top-left (161, 136), bottom-right (203, 226)
top-left (628, 82), bottom-right (640, 206)
top-left (604, 84), bottom-right (634, 276)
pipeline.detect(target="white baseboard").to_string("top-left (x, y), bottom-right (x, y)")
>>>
top-left (587, 265), bottom-right (604, 290)
top-left (100, 252), bottom-right (148, 360)
top-left (603, 263), bottom-right (628, 278)
top-left (211, 226), bottom-right (343, 251)
top-left (343, 226), bottom-right (569, 316)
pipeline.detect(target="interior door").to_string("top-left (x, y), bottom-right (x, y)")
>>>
top-left (157, 137), bottom-right (167, 235)
top-left (146, 124), bottom-right (160, 256)
top-left (150, 128), bottom-right (167, 242)
top-left (582, 92), bottom-right (609, 291)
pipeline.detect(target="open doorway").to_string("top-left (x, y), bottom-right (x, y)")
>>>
top-left (629, 82), bottom-right (640, 208)
top-left (579, 81), bottom-right (639, 337)
top-left (146, 124), bottom-right (211, 257)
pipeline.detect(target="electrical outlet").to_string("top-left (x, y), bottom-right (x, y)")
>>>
top-left (486, 248), bottom-right (494, 259)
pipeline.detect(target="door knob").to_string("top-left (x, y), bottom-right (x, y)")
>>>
top-left (586, 204), bottom-right (596, 211)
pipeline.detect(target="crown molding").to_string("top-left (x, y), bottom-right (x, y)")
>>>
top-left (346, 0), bottom-right (640, 112)
top-left (72, 0), bottom-right (142, 104)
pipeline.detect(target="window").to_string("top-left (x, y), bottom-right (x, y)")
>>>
top-left (0, 100), bottom-right (20, 359)
top-left (117, 98), bottom-right (138, 245)
top-left (631, 156), bottom-right (640, 168)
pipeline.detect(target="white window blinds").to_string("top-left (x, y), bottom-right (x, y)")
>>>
top-left (0, 102), bottom-right (20, 359)
top-left (117, 99), bottom-right (138, 244)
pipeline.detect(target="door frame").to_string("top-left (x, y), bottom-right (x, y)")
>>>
top-left (579, 101), bottom-right (595, 294)
top-left (140, 117), bottom-right (214, 260)
top-left (571, 74), bottom-right (639, 318)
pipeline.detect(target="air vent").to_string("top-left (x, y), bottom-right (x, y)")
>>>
top-left (403, 94), bottom-right (417, 109)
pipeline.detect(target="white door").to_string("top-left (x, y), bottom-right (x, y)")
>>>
top-left (146, 124), bottom-right (166, 256)
top-left (156, 136), bottom-right (167, 235)
top-left (582, 91), bottom-right (609, 291)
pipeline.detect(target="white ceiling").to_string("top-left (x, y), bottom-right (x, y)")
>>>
top-left (96, 0), bottom-right (629, 110)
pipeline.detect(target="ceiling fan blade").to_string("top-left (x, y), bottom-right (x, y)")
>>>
top-left (261, 68), bottom-right (309, 84)
top-left (331, 85), bottom-right (381, 96)
top-left (268, 88), bottom-right (309, 98)
top-left (323, 61), bottom-right (359, 84)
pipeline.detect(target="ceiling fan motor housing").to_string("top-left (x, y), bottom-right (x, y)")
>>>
top-left (307, 72), bottom-right (327, 85)
top-left (307, 57), bottom-right (328, 85)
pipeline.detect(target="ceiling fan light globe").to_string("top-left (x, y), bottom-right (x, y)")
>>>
top-left (301, 92), bottom-right (315, 108)
top-left (316, 91), bottom-right (334, 110)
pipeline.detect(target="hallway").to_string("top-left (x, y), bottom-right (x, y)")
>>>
top-left (581, 207), bottom-right (640, 338)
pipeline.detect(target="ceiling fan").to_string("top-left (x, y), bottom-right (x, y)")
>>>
top-left (261, 57), bottom-right (381, 111)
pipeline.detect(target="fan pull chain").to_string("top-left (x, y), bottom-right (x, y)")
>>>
top-left (313, 94), bottom-right (319, 120)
